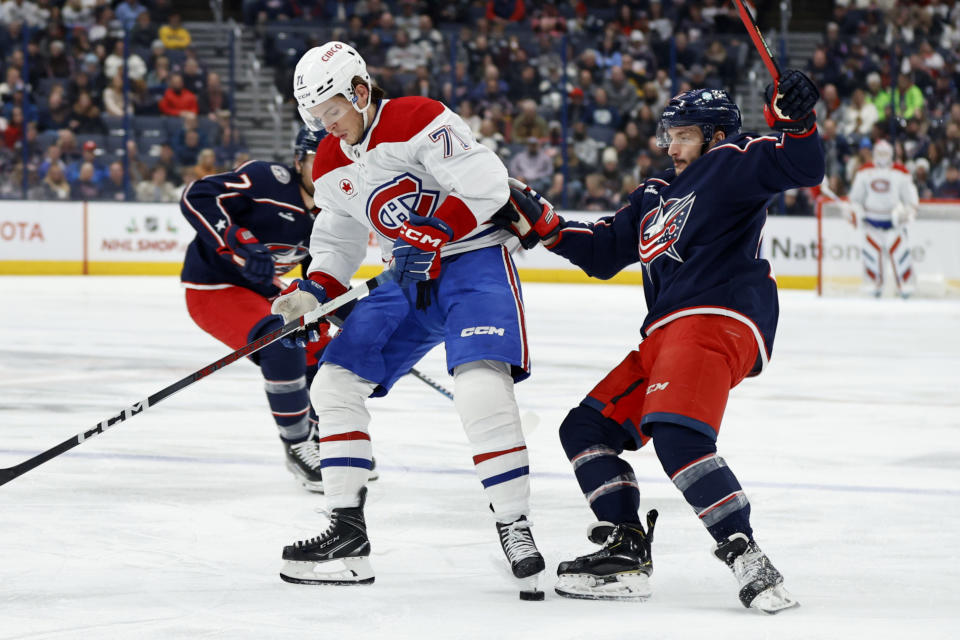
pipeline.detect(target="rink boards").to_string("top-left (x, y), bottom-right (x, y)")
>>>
top-left (2, 199), bottom-right (960, 290)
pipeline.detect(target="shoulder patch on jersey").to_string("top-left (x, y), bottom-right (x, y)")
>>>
top-left (271, 164), bottom-right (291, 184)
top-left (312, 135), bottom-right (353, 182)
top-left (892, 163), bottom-right (910, 174)
top-left (367, 97), bottom-right (446, 152)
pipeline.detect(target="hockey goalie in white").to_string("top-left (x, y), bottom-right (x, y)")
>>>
top-left (848, 139), bottom-right (920, 298)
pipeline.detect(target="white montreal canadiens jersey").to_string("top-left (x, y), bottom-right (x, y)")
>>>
top-left (307, 96), bottom-right (512, 285)
top-left (849, 163), bottom-right (919, 222)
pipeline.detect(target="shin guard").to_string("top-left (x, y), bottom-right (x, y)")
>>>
top-left (454, 360), bottom-right (530, 522)
top-left (651, 422), bottom-right (753, 541)
top-left (559, 405), bottom-right (640, 524)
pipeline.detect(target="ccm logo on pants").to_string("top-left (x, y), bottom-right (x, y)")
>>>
top-left (461, 326), bottom-right (505, 337)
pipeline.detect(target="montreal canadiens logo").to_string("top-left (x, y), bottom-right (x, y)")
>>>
top-left (366, 173), bottom-right (439, 239)
top-left (638, 191), bottom-right (696, 264)
top-left (870, 178), bottom-right (890, 193)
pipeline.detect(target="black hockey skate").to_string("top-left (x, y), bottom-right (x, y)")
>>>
top-left (496, 515), bottom-right (546, 594)
top-left (282, 437), bottom-right (325, 493)
top-left (714, 533), bottom-right (798, 614)
top-left (279, 487), bottom-right (374, 585)
top-left (555, 509), bottom-right (658, 601)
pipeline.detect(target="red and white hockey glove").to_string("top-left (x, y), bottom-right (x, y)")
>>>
top-left (391, 214), bottom-right (454, 287)
top-left (490, 178), bottom-right (561, 249)
top-left (764, 69), bottom-right (819, 135)
top-left (218, 225), bottom-right (275, 284)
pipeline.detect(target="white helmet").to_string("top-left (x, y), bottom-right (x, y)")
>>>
top-left (872, 139), bottom-right (893, 168)
top-left (293, 42), bottom-right (373, 131)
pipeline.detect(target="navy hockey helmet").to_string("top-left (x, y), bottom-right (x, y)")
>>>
top-left (294, 125), bottom-right (326, 163)
top-left (656, 89), bottom-right (742, 149)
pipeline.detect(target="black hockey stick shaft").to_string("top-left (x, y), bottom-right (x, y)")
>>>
top-left (0, 271), bottom-right (394, 488)
top-left (732, 0), bottom-right (781, 81)
top-left (407, 367), bottom-right (454, 400)
top-left (325, 315), bottom-right (454, 401)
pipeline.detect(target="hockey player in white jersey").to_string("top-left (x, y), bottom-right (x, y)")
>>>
top-left (848, 139), bottom-right (920, 297)
top-left (269, 42), bottom-right (545, 595)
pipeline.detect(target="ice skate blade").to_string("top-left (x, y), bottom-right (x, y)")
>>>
top-left (554, 572), bottom-right (651, 601)
top-left (748, 584), bottom-right (799, 614)
top-left (285, 462), bottom-right (325, 494)
top-left (279, 556), bottom-right (374, 585)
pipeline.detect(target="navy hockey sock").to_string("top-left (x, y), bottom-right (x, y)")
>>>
top-left (254, 320), bottom-right (311, 443)
top-left (650, 422), bottom-right (753, 542)
top-left (559, 405), bottom-right (640, 524)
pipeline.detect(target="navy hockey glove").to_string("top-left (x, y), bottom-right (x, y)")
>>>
top-left (220, 225), bottom-right (275, 284)
top-left (281, 318), bottom-right (332, 349)
top-left (490, 178), bottom-right (560, 249)
top-left (391, 214), bottom-right (454, 288)
top-left (763, 69), bottom-right (819, 135)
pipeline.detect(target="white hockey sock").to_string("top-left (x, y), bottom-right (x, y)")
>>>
top-left (454, 360), bottom-right (530, 522)
top-left (310, 364), bottom-right (377, 509)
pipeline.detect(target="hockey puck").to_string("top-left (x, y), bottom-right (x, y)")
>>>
top-left (519, 590), bottom-right (545, 601)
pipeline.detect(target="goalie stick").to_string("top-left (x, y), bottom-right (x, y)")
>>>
top-left (0, 271), bottom-right (395, 488)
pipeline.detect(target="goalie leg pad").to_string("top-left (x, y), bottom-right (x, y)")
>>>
top-left (886, 227), bottom-right (915, 295)
top-left (454, 360), bottom-right (530, 522)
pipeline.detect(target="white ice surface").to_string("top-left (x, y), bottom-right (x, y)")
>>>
top-left (1, 276), bottom-right (959, 639)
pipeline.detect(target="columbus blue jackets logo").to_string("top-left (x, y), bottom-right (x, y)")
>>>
top-left (638, 191), bottom-right (696, 264)
top-left (267, 242), bottom-right (309, 275)
top-left (366, 173), bottom-right (439, 239)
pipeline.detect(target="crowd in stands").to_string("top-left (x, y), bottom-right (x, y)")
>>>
top-left (0, 0), bottom-right (248, 202)
top-left (2, 0), bottom-right (960, 210)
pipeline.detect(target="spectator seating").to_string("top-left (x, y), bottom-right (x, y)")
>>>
top-left (586, 124), bottom-right (616, 146)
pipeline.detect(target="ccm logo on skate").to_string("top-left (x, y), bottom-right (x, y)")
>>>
top-left (646, 382), bottom-right (669, 394)
top-left (461, 326), bottom-right (505, 337)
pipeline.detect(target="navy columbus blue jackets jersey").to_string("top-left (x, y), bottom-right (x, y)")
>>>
top-left (546, 129), bottom-right (825, 374)
top-left (180, 160), bottom-right (316, 298)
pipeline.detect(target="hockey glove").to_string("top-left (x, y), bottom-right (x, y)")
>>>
top-left (219, 225), bottom-right (275, 284)
top-left (271, 278), bottom-right (330, 323)
top-left (281, 319), bottom-right (332, 349)
top-left (272, 279), bottom-right (333, 349)
top-left (391, 214), bottom-right (454, 288)
top-left (763, 69), bottom-right (819, 135)
top-left (490, 178), bottom-right (560, 249)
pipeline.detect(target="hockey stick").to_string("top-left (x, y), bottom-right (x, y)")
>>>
top-left (732, 0), bottom-right (781, 81)
top-left (0, 271), bottom-right (395, 488)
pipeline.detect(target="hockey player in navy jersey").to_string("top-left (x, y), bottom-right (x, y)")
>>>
top-left (180, 127), bottom-right (339, 492)
top-left (269, 42), bottom-right (545, 593)
top-left (494, 71), bottom-right (824, 611)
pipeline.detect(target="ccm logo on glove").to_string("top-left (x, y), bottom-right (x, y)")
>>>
top-left (399, 225), bottom-right (447, 248)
